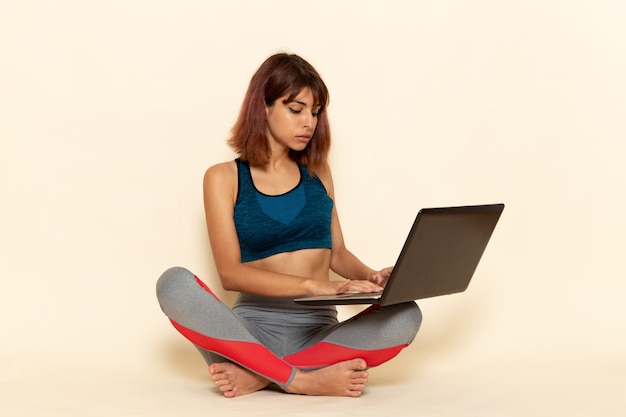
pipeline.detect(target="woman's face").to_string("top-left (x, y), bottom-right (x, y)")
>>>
top-left (265, 88), bottom-right (320, 152)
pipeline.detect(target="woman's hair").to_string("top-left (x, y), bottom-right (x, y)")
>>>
top-left (227, 53), bottom-right (331, 176)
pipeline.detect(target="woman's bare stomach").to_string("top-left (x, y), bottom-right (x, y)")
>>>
top-left (245, 248), bottom-right (331, 281)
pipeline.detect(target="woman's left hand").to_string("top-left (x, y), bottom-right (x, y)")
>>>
top-left (368, 266), bottom-right (393, 288)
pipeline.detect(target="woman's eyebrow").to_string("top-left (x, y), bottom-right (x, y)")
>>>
top-left (291, 99), bottom-right (321, 109)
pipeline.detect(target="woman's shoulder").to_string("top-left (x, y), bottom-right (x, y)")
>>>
top-left (205, 159), bottom-right (237, 176)
top-left (204, 160), bottom-right (238, 189)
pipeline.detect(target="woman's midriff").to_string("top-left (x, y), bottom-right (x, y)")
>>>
top-left (245, 248), bottom-right (331, 281)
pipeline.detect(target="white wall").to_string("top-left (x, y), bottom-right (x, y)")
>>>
top-left (1, 0), bottom-right (624, 377)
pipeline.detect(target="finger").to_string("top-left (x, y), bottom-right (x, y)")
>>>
top-left (334, 280), bottom-right (352, 294)
top-left (370, 275), bottom-right (384, 285)
top-left (347, 281), bottom-right (383, 293)
top-left (379, 267), bottom-right (393, 278)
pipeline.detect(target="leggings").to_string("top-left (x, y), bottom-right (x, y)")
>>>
top-left (156, 266), bottom-right (422, 389)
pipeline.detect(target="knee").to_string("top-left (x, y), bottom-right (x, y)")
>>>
top-left (408, 302), bottom-right (423, 334)
top-left (364, 302), bottom-right (423, 346)
top-left (394, 302), bottom-right (423, 342)
top-left (155, 266), bottom-right (196, 310)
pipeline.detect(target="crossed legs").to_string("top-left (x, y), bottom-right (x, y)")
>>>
top-left (156, 266), bottom-right (421, 397)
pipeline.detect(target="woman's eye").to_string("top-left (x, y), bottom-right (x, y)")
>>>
top-left (289, 107), bottom-right (302, 114)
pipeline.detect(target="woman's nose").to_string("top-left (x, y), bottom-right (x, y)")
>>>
top-left (303, 113), bottom-right (314, 129)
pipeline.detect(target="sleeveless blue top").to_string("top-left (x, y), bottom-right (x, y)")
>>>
top-left (233, 158), bottom-right (333, 262)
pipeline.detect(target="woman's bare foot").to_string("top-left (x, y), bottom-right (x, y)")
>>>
top-left (209, 362), bottom-right (270, 398)
top-left (286, 359), bottom-right (369, 397)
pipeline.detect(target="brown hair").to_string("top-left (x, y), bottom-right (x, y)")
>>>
top-left (227, 53), bottom-right (331, 176)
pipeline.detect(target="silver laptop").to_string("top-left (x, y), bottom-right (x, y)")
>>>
top-left (294, 203), bottom-right (504, 307)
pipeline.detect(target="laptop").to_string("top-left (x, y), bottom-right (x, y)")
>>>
top-left (294, 203), bottom-right (504, 307)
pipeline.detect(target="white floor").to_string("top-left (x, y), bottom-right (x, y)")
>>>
top-left (2, 340), bottom-right (622, 417)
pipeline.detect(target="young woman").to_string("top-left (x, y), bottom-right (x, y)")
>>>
top-left (156, 53), bottom-right (422, 398)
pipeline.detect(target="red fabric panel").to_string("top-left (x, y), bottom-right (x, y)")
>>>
top-left (169, 319), bottom-right (294, 385)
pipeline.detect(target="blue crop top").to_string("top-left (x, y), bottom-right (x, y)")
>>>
top-left (233, 158), bottom-right (334, 262)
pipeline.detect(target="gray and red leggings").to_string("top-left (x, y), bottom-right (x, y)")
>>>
top-left (156, 266), bottom-right (422, 389)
